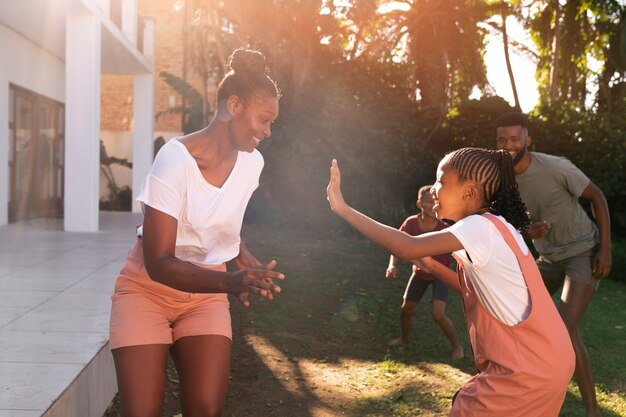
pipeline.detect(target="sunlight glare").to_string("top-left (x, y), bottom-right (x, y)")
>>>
top-left (378, 1), bottom-right (411, 14)
top-left (483, 16), bottom-right (539, 112)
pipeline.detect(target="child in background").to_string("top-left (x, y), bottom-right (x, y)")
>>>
top-left (386, 185), bottom-right (463, 359)
top-left (326, 148), bottom-right (574, 417)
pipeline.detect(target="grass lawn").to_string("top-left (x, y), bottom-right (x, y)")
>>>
top-left (225, 219), bottom-right (626, 417)
top-left (106, 219), bottom-right (626, 417)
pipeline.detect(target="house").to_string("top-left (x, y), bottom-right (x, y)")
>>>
top-left (0, 0), bottom-right (155, 232)
top-left (0, 1), bottom-right (155, 416)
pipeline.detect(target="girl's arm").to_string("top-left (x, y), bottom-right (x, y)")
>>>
top-left (326, 159), bottom-right (464, 261)
top-left (412, 257), bottom-right (461, 293)
top-left (142, 205), bottom-right (283, 298)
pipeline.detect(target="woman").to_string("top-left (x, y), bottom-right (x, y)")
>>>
top-left (109, 49), bottom-right (284, 417)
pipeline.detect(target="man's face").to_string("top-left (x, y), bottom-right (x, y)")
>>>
top-left (496, 125), bottom-right (530, 166)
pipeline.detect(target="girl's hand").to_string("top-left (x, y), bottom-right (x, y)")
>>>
top-left (327, 159), bottom-right (347, 213)
top-left (231, 260), bottom-right (284, 307)
top-left (527, 220), bottom-right (551, 239)
top-left (385, 265), bottom-right (397, 279)
top-left (412, 257), bottom-right (438, 274)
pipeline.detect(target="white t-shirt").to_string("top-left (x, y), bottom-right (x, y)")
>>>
top-left (136, 138), bottom-right (264, 267)
top-left (447, 214), bottom-right (531, 326)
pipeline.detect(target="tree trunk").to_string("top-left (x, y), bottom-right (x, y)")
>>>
top-left (502, 7), bottom-right (520, 110)
top-left (548, 0), bottom-right (561, 105)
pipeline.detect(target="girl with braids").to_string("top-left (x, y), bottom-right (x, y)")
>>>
top-left (327, 147), bottom-right (575, 416)
top-left (109, 49), bottom-right (284, 417)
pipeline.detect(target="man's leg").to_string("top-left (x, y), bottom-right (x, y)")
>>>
top-left (560, 277), bottom-right (600, 417)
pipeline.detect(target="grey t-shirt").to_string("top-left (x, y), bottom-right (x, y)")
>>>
top-left (515, 152), bottom-right (598, 261)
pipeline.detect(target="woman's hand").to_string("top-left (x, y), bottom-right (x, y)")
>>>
top-left (231, 260), bottom-right (284, 307)
top-left (327, 159), bottom-right (347, 214)
top-left (234, 242), bottom-right (270, 306)
top-left (234, 242), bottom-right (262, 270)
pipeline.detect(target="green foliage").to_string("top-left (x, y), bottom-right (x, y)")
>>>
top-left (436, 96), bottom-right (516, 155)
top-left (610, 239), bottom-right (626, 283)
top-left (249, 58), bottom-right (439, 228)
top-left (157, 71), bottom-right (208, 134)
top-left (528, 109), bottom-right (626, 235)
top-left (174, 0), bottom-right (626, 239)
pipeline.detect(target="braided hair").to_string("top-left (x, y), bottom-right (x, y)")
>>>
top-left (217, 49), bottom-right (281, 105)
top-left (443, 147), bottom-right (531, 231)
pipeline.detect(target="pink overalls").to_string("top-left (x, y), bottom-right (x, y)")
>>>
top-left (450, 213), bottom-right (575, 417)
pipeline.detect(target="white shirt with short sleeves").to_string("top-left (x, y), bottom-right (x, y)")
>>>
top-left (136, 138), bottom-right (263, 267)
top-left (447, 214), bottom-right (531, 326)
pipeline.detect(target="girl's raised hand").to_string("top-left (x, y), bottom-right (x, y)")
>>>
top-left (327, 159), bottom-right (347, 213)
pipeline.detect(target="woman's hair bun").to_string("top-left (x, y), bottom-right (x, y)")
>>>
top-left (228, 49), bottom-right (267, 75)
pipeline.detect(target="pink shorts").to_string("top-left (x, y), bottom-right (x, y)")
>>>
top-left (109, 239), bottom-right (231, 350)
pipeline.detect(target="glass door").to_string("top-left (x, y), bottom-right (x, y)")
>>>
top-left (8, 85), bottom-right (65, 222)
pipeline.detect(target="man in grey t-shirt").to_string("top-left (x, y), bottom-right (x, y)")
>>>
top-left (496, 112), bottom-right (611, 417)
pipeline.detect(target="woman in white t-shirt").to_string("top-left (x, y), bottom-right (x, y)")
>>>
top-left (327, 148), bottom-right (575, 416)
top-left (109, 49), bottom-right (285, 416)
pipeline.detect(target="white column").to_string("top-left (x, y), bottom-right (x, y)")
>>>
top-left (132, 73), bottom-right (155, 213)
top-left (64, 15), bottom-right (101, 232)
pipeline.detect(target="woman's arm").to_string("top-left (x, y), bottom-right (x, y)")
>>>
top-left (142, 205), bottom-right (283, 297)
top-left (326, 159), bottom-right (464, 260)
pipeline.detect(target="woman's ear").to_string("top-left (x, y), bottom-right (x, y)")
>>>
top-left (226, 95), bottom-right (242, 117)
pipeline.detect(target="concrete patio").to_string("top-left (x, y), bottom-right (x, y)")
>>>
top-left (0, 211), bottom-right (140, 417)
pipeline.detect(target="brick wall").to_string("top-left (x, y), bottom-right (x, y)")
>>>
top-left (101, 0), bottom-right (212, 133)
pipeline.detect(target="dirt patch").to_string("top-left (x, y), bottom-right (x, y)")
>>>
top-left (105, 223), bottom-right (474, 417)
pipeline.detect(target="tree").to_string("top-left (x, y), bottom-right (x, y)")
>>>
top-left (526, 0), bottom-right (626, 112)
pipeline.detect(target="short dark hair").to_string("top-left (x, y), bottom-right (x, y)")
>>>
top-left (418, 185), bottom-right (432, 197)
top-left (496, 112), bottom-right (530, 129)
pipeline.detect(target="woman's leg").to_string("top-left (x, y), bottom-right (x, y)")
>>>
top-left (112, 344), bottom-right (170, 417)
top-left (171, 335), bottom-right (232, 417)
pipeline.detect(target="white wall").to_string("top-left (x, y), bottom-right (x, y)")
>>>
top-left (99, 130), bottom-right (181, 202)
top-left (0, 24), bottom-right (65, 226)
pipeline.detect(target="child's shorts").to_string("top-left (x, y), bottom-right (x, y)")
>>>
top-left (109, 239), bottom-right (231, 350)
top-left (404, 273), bottom-right (448, 303)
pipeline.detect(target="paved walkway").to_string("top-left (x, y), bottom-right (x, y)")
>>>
top-left (0, 212), bottom-right (140, 417)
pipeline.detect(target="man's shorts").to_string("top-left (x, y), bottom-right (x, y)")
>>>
top-left (109, 239), bottom-right (231, 350)
top-left (403, 273), bottom-right (449, 303)
top-left (536, 247), bottom-right (599, 292)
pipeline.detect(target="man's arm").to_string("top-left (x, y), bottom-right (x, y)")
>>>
top-left (580, 182), bottom-right (612, 279)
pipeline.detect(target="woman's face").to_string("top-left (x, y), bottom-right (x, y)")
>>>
top-left (431, 160), bottom-right (467, 222)
top-left (230, 95), bottom-right (279, 153)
